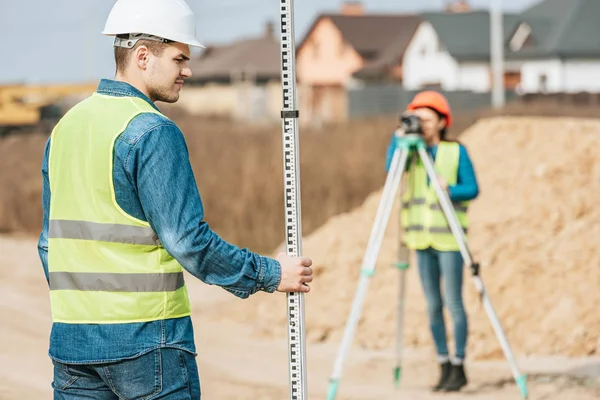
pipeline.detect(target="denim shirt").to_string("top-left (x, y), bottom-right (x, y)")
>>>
top-left (37, 79), bottom-right (282, 364)
top-left (385, 136), bottom-right (479, 202)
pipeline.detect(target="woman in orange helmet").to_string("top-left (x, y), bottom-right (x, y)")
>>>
top-left (385, 90), bottom-right (479, 392)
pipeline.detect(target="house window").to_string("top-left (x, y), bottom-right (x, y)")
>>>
top-left (504, 71), bottom-right (521, 90)
top-left (509, 23), bottom-right (532, 52)
top-left (539, 74), bottom-right (548, 93)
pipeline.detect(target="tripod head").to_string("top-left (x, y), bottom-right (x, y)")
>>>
top-left (399, 113), bottom-right (423, 135)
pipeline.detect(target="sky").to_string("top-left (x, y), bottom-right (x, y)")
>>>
top-left (0, 0), bottom-right (540, 84)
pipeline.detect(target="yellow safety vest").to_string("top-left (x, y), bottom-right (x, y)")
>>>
top-left (400, 141), bottom-right (469, 251)
top-left (47, 92), bottom-right (191, 324)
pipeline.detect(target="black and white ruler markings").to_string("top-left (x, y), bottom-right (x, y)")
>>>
top-left (279, 0), bottom-right (307, 399)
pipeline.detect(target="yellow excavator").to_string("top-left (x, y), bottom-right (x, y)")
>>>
top-left (0, 83), bottom-right (97, 136)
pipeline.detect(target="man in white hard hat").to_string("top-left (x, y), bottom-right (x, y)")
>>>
top-left (37, 0), bottom-right (313, 398)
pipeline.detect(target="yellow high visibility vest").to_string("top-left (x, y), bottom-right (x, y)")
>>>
top-left (400, 141), bottom-right (469, 251)
top-left (47, 92), bottom-right (191, 324)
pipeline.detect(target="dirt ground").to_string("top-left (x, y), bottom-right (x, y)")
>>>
top-left (207, 117), bottom-right (600, 363)
top-left (2, 116), bottom-right (600, 399)
top-left (1, 235), bottom-right (599, 400)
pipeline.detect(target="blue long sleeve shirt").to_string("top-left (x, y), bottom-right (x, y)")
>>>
top-left (385, 136), bottom-right (479, 202)
top-left (38, 79), bottom-right (282, 364)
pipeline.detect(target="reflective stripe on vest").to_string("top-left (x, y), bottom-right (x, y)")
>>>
top-left (50, 220), bottom-right (161, 246)
top-left (405, 225), bottom-right (468, 234)
top-left (403, 198), bottom-right (468, 213)
top-left (47, 93), bottom-right (191, 324)
top-left (49, 271), bottom-right (184, 292)
top-left (400, 141), bottom-right (469, 251)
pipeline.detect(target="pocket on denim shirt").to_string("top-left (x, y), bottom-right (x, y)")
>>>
top-left (103, 349), bottom-right (162, 399)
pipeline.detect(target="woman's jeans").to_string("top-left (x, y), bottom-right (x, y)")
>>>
top-left (52, 348), bottom-right (201, 399)
top-left (416, 247), bottom-right (468, 361)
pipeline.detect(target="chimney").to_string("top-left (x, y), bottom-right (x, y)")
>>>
top-left (342, 1), bottom-right (364, 16)
top-left (264, 20), bottom-right (275, 38)
top-left (444, 0), bottom-right (472, 13)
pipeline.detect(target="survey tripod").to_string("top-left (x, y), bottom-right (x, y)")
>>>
top-left (327, 119), bottom-right (529, 400)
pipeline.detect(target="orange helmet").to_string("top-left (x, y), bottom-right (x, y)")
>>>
top-left (407, 91), bottom-right (453, 128)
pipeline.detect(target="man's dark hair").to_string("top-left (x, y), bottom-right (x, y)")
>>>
top-left (114, 35), bottom-right (169, 72)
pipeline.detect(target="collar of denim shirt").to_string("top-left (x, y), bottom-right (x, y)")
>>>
top-left (96, 79), bottom-right (160, 112)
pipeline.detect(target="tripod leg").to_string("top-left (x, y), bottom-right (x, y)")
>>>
top-left (393, 242), bottom-right (409, 388)
top-left (417, 147), bottom-right (528, 399)
top-left (327, 145), bottom-right (410, 400)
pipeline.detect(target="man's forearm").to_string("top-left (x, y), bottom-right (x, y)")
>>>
top-left (132, 123), bottom-right (281, 299)
top-left (170, 220), bottom-right (281, 298)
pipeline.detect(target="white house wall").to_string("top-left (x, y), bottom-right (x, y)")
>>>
top-left (520, 59), bottom-right (563, 93)
top-left (402, 22), bottom-right (459, 91)
top-left (458, 63), bottom-right (490, 92)
top-left (403, 22), bottom-right (490, 92)
top-left (563, 60), bottom-right (600, 92)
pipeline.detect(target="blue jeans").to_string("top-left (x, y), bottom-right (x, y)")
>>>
top-left (52, 348), bottom-right (200, 399)
top-left (416, 247), bottom-right (468, 360)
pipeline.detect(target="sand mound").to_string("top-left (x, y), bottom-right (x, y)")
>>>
top-left (206, 116), bottom-right (600, 360)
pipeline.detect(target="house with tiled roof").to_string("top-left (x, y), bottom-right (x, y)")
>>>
top-left (400, 9), bottom-right (521, 92)
top-left (401, 0), bottom-right (600, 94)
top-left (187, 23), bottom-right (280, 85)
top-left (505, 0), bottom-right (600, 93)
top-left (177, 0), bottom-right (600, 123)
top-left (178, 22), bottom-right (281, 122)
top-left (295, 2), bottom-right (421, 124)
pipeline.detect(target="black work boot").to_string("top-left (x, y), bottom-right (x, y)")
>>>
top-left (432, 361), bottom-right (452, 392)
top-left (442, 363), bottom-right (468, 391)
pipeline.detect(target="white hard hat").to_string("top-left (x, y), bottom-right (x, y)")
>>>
top-left (102, 0), bottom-right (204, 48)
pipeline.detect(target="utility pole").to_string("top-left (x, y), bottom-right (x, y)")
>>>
top-left (490, 0), bottom-right (505, 108)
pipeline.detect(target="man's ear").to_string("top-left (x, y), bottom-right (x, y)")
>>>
top-left (134, 46), bottom-right (150, 70)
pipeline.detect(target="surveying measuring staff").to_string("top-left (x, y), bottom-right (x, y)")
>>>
top-left (37, 0), bottom-right (313, 398)
top-left (327, 91), bottom-right (528, 399)
top-left (277, 0), bottom-right (311, 398)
